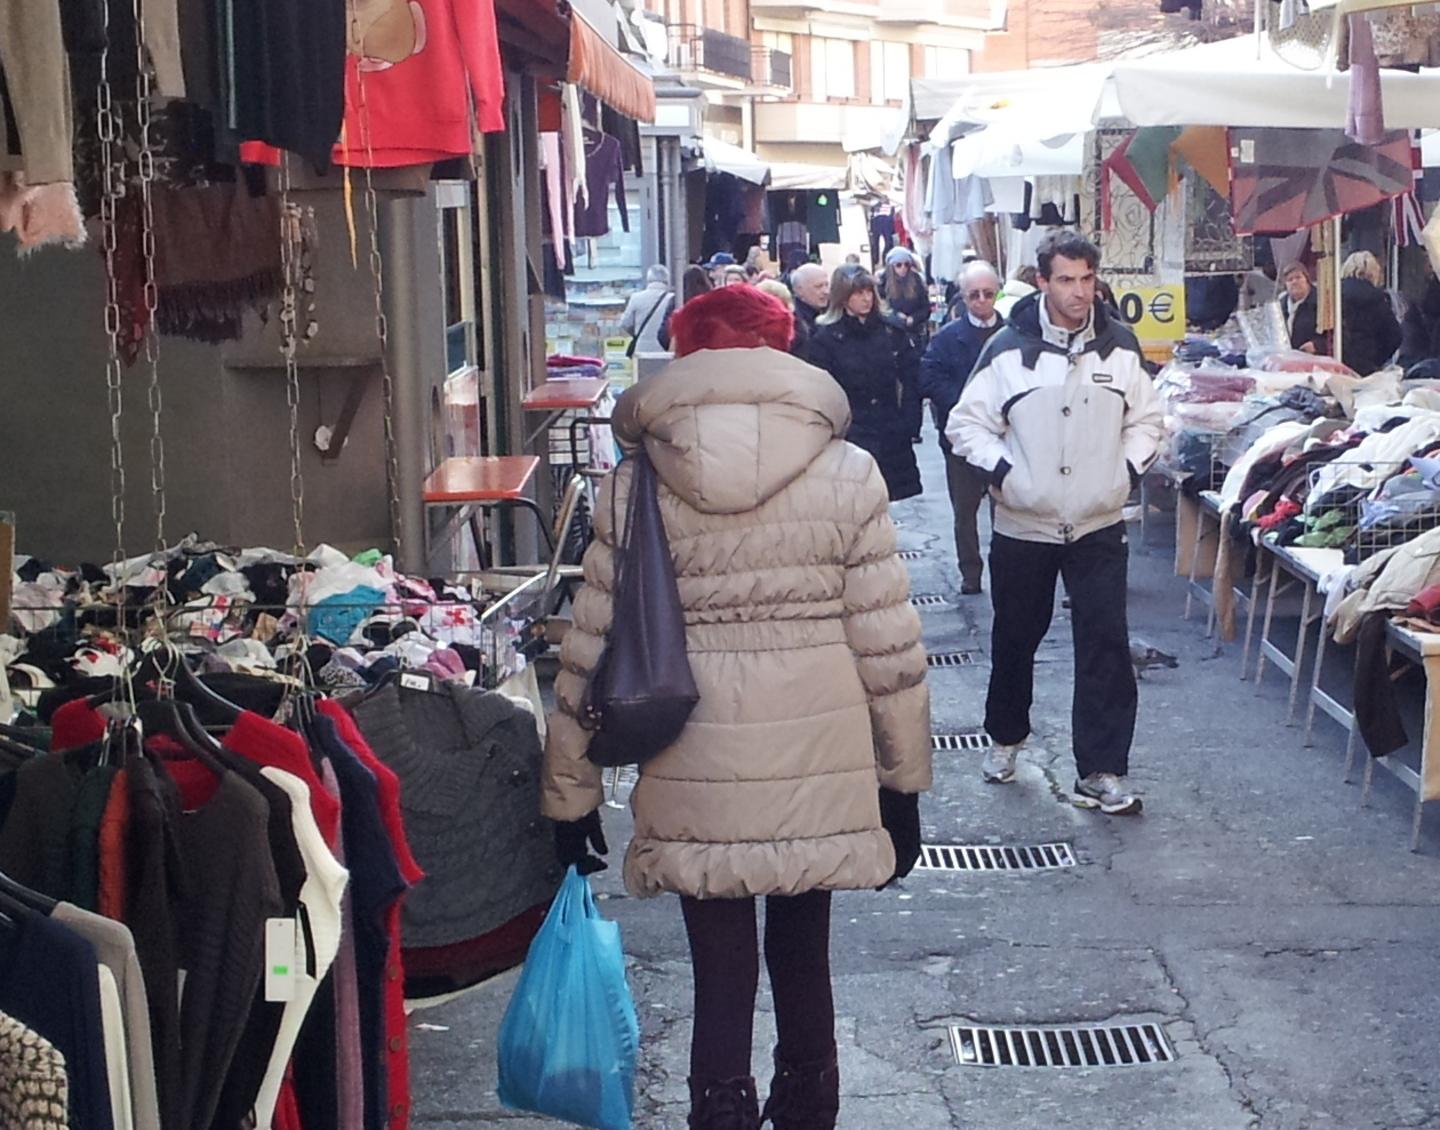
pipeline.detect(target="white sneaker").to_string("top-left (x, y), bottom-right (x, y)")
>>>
top-left (1072, 773), bottom-right (1143, 816)
top-left (981, 743), bottom-right (1020, 784)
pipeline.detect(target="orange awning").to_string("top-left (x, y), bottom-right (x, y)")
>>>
top-left (566, 11), bottom-right (655, 124)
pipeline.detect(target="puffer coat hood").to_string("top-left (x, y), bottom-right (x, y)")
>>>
top-left (611, 347), bottom-right (852, 514)
top-left (542, 346), bottom-right (932, 900)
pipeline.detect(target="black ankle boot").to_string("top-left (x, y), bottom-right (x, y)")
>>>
top-left (760, 1049), bottom-right (840, 1129)
top-left (688, 1075), bottom-right (760, 1130)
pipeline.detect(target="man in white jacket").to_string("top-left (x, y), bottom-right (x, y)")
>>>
top-left (946, 232), bottom-right (1164, 815)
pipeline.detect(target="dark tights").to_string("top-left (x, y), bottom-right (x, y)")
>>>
top-left (679, 891), bottom-right (835, 1080)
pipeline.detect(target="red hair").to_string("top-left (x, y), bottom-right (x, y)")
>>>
top-left (669, 285), bottom-right (795, 357)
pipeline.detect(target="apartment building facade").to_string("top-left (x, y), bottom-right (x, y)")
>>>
top-left (636, 0), bottom-right (1003, 166)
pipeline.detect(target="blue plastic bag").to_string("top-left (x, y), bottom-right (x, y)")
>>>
top-left (497, 866), bottom-right (640, 1130)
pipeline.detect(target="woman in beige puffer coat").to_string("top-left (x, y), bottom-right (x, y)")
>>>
top-left (542, 286), bottom-right (932, 1130)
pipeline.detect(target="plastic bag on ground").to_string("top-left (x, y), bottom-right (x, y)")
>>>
top-left (497, 866), bottom-right (639, 1130)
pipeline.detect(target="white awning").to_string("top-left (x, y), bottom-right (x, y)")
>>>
top-left (1111, 35), bottom-right (1440, 130)
top-left (702, 137), bottom-right (847, 190)
top-left (913, 64), bottom-right (1112, 129)
top-left (702, 138), bottom-right (770, 185)
top-left (768, 163), bottom-right (847, 191)
top-left (950, 127), bottom-right (1085, 179)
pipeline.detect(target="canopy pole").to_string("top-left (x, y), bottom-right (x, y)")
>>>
top-left (1333, 214), bottom-right (1344, 366)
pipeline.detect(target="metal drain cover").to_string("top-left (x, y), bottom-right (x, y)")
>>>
top-left (932, 732), bottom-right (993, 752)
top-left (910, 594), bottom-right (951, 608)
top-left (949, 1022), bottom-right (1175, 1068)
top-left (917, 843), bottom-right (1076, 872)
top-left (897, 549), bottom-right (925, 560)
top-left (928, 650), bottom-right (982, 668)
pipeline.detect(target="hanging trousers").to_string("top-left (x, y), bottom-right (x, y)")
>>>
top-left (944, 451), bottom-right (991, 587)
top-left (985, 523), bottom-right (1137, 778)
top-left (680, 891), bottom-right (834, 1080)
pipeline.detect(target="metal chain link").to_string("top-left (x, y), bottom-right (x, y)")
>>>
top-left (97, 4), bottom-right (129, 641)
top-left (353, 54), bottom-right (405, 561)
top-left (279, 154), bottom-right (307, 561)
top-left (132, 0), bottom-right (167, 566)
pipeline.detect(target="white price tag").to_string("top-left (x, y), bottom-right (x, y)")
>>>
top-left (265, 918), bottom-right (298, 1002)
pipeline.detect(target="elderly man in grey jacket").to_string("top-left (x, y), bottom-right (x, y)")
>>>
top-left (620, 265), bottom-right (675, 355)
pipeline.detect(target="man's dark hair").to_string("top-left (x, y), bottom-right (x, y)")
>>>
top-left (1036, 231), bottom-right (1101, 280)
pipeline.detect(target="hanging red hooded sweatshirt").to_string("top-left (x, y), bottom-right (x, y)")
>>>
top-left (334, 0), bottom-right (505, 167)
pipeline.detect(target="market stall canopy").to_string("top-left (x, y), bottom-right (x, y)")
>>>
top-left (496, 0), bottom-right (656, 122)
top-left (701, 138), bottom-right (847, 190)
top-left (769, 164), bottom-right (847, 191)
top-left (703, 138), bottom-right (770, 185)
top-left (566, 10), bottom-right (655, 122)
top-left (948, 125), bottom-right (1085, 179)
top-left (1111, 35), bottom-right (1440, 130)
top-left (913, 64), bottom-right (1112, 130)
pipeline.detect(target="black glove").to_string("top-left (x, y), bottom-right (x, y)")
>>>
top-left (878, 788), bottom-right (921, 887)
top-left (554, 809), bottom-right (609, 875)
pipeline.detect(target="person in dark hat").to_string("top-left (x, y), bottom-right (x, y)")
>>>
top-left (706, 252), bottom-right (738, 288)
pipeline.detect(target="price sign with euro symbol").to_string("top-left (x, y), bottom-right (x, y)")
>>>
top-left (1113, 285), bottom-right (1186, 342)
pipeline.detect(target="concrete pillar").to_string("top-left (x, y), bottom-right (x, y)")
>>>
top-left (381, 196), bottom-right (434, 575)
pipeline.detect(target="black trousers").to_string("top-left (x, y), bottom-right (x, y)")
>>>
top-left (680, 891), bottom-right (834, 1080)
top-left (985, 523), bottom-right (1137, 778)
top-left (943, 450), bottom-right (990, 587)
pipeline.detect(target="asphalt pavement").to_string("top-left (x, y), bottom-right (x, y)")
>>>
top-left (408, 433), bottom-right (1440, 1130)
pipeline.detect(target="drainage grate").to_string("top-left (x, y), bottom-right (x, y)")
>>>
top-left (916, 843), bottom-right (1076, 872)
top-left (928, 650), bottom-right (982, 668)
top-left (948, 1022), bottom-right (1176, 1068)
top-left (932, 732), bottom-right (993, 752)
top-left (897, 549), bottom-right (925, 561)
top-left (910, 594), bottom-right (951, 608)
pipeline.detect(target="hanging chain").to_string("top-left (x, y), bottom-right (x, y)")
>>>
top-left (279, 154), bottom-right (307, 561)
top-left (97, 0), bottom-right (130, 648)
top-left (132, 0), bottom-right (165, 556)
top-left (353, 52), bottom-right (405, 561)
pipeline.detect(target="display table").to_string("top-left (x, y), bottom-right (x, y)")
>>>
top-left (422, 456), bottom-right (553, 572)
top-left (521, 378), bottom-right (610, 462)
top-left (1182, 490), bottom-right (1225, 633)
top-left (1250, 541), bottom-right (1344, 723)
top-left (1361, 622), bottom-right (1440, 850)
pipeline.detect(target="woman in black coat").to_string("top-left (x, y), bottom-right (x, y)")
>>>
top-left (877, 248), bottom-right (932, 342)
top-left (808, 266), bottom-right (923, 501)
top-left (1398, 273), bottom-right (1440, 378)
top-left (1339, 252), bottom-right (1402, 376)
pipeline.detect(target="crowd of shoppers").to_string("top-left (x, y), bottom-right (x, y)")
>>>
top-left (573, 204), bottom-right (1436, 1126)
top-left (544, 284), bottom-right (930, 1129)
top-left (565, 230), bottom-right (1173, 1128)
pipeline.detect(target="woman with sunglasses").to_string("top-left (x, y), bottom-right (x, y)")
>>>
top-left (808, 265), bottom-right (923, 501)
top-left (877, 248), bottom-right (931, 345)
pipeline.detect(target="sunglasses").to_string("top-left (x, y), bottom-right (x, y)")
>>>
top-left (965, 289), bottom-right (998, 300)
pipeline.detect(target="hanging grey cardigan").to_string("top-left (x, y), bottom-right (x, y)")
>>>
top-left (348, 681), bottom-right (560, 948)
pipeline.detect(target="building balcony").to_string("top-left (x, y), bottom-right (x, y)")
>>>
top-left (874, 0), bottom-right (998, 27)
top-left (753, 99), bottom-right (907, 149)
top-left (750, 0), bottom-right (1002, 30)
top-left (750, 46), bottom-right (793, 92)
top-left (667, 24), bottom-right (754, 87)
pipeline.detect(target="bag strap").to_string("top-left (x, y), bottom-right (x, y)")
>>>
top-left (626, 292), bottom-right (672, 357)
top-left (608, 448), bottom-right (649, 595)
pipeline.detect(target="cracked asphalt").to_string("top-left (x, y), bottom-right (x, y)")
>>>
top-left (407, 434), bottom-right (1440, 1129)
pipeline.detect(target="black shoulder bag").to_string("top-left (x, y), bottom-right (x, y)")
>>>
top-left (580, 447), bottom-right (699, 766)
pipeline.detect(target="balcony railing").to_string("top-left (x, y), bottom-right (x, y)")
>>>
top-left (667, 24), bottom-right (754, 81)
top-left (751, 46), bottom-right (793, 90)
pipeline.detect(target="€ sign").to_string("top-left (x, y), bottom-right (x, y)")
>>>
top-left (1113, 285), bottom-right (1186, 342)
